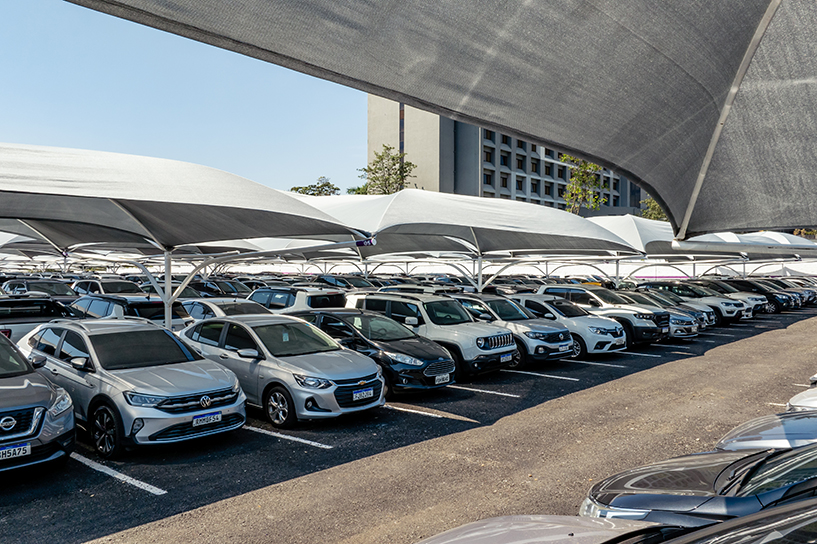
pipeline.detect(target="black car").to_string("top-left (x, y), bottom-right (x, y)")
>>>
top-left (68, 294), bottom-right (193, 331)
top-left (290, 308), bottom-right (456, 398)
top-left (187, 278), bottom-right (253, 298)
top-left (580, 441), bottom-right (817, 527)
top-left (722, 278), bottom-right (794, 312)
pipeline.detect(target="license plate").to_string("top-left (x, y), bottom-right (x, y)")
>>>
top-left (435, 373), bottom-right (450, 384)
top-left (692, 325), bottom-right (699, 332)
top-left (559, 344), bottom-right (570, 351)
top-left (662, 327), bottom-right (669, 333)
top-left (615, 338), bottom-right (625, 345)
top-left (500, 353), bottom-right (513, 363)
top-left (192, 411), bottom-right (222, 427)
top-left (353, 387), bottom-right (374, 401)
top-left (0, 442), bottom-right (30, 460)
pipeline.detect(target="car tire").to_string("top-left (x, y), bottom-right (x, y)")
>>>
top-left (264, 386), bottom-right (297, 429)
top-left (570, 333), bottom-right (587, 359)
top-left (91, 403), bottom-right (125, 460)
top-left (618, 320), bottom-right (635, 348)
top-left (379, 365), bottom-right (394, 400)
top-left (712, 308), bottom-right (725, 326)
top-left (448, 348), bottom-right (468, 383)
top-left (507, 339), bottom-right (527, 369)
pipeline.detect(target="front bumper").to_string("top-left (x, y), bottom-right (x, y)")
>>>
top-left (464, 349), bottom-right (517, 375)
top-left (384, 358), bottom-right (457, 391)
top-left (291, 375), bottom-right (385, 420)
top-left (669, 323), bottom-right (698, 338)
top-left (632, 325), bottom-right (664, 343)
top-left (525, 339), bottom-right (574, 361)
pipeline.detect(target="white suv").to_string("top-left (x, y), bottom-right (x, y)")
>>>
top-left (248, 287), bottom-right (346, 314)
top-left (346, 292), bottom-right (516, 378)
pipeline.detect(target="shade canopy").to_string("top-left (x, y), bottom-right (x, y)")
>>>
top-left (0, 142), bottom-right (361, 250)
top-left (69, 0), bottom-right (817, 239)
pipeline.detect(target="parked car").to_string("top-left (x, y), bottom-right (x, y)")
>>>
top-left (71, 279), bottom-right (143, 295)
top-left (687, 279), bottom-right (771, 314)
top-left (248, 286), bottom-right (346, 313)
top-left (580, 441), bottom-right (817, 527)
top-left (0, 295), bottom-right (75, 342)
top-left (315, 274), bottom-right (377, 290)
top-left (760, 278), bottom-right (816, 305)
top-left (449, 293), bottom-right (572, 367)
top-left (0, 334), bottom-right (74, 472)
top-left (721, 278), bottom-right (794, 313)
top-left (181, 298), bottom-right (271, 321)
top-left (615, 291), bottom-right (699, 339)
top-left (181, 315), bottom-right (384, 428)
top-left (139, 282), bottom-right (203, 300)
top-left (637, 289), bottom-right (718, 328)
top-left (509, 294), bottom-right (626, 358)
top-left (1, 279), bottom-right (78, 303)
top-left (787, 386), bottom-right (817, 412)
top-left (187, 278), bottom-right (253, 298)
top-left (18, 319), bottom-right (246, 458)
top-left (346, 292), bottom-right (516, 378)
top-left (289, 308), bottom-right (456, 398)
top-left (68, 294), bottom-right (193, 332)
top-left (636, 281), bottom-right (748, 324)
top-left (716, 411), bottom-right (817, 451)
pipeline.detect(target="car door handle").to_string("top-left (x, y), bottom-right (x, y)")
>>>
top-left (50, 367), bottom-right (59, 375)
top-left (218, 353), bottom-right (229, 359)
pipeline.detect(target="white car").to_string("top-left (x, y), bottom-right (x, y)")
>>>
top-left (510, 294), bottom-right (626, 358)
top-left (248, 286), bottom-right (346, 313)
top-left (181, 297), bottom-right (271, 321)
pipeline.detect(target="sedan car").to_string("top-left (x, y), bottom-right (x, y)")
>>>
top-left (290, 308), bottom-right (456, 398)
top-left (182, 298), bottom-right (271, 321)
top-left (18, 320), bottom-right (246, 459)
top-left (0, 334), bottom-right (74, 472)
top-left (580, 442), bottom-right (817, 527)
top-left (181, 315), bottom-right (385, 428)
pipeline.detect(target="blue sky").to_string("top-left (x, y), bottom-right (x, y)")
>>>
top-left (0, 0), bottom-right (368, 193)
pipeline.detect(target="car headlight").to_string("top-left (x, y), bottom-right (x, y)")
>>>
top-left (476, 337), bottom-right (486, 348)
top-left (47, 387), bottom-right (73, 418)
top-left (124, 392), bottom-right (167, 407)
top-left (292, 374), bottom-right (333, 389)
top-left (579, 496), bottom-right (650, 520)
top-left (232, 380), bottom-right (241, 394)
top-left (384, 351), bottom-right (425, 366)
top-left (634, 313), bottom-right (653, 320)
top-left (720, 301), bottom-right (737, 307)
top-left (587, 327), bottom-right (605, 335)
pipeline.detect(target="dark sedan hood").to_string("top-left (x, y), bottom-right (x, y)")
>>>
top-left (0, 371), bottom-right (56, 410)
top-left (375, 336), bottom-right (450, 361)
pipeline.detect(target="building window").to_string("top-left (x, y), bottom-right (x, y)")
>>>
top-left (557, 185), bottom-right (566, 198)
top-left (516, 197), bottom-right (527, 202)
top-left (501, 134), bottom-right (511, 146)
top-left (545, 148), bottom-right (554, 158)
top-left (516, 177), bottom-right (524, 191)
top-left (613, 195), bottom-right (620, 206)
top-left (557, 203), bottom-right (567, 210)
top-left (531, 199), bottom-right (540, 206)
top-left (530, 143), bottom-right (538, 155)
top-left (603, 176), bottom-right (610, 189)
top-left (483, 170), bottom-right (494, 186)
top-left (613, 179), bottom-right (620, 192)
top-left (517, 140), bottom-right (526, 151)
top-left (483, 129), bottom-right (494, 141)
top-left (531, 180), bottom-right (540, 195)
top-left (500, 151), bottom-right (510, 167)
top-left (500, 173), bottom-right (509, 188)
top-left (544, 182), bottom-right (553, 197)
top-left (544, 201), bottom-right (554, 207)
top-left (544, 163), bottom-right (552, 177)
top-left (557, 166), bottom-right (566, 180)
top-left (516, 156), bottom-right (525, 171)
top-left (531, 159), bottom-right (539, 174)
top-left (499, 193), bottom-right (511, 200)
top-left (484, 147), bottom-right (494, 163)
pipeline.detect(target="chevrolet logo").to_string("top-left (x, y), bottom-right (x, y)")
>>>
top-left (358, 380), bottom-right (367, 386)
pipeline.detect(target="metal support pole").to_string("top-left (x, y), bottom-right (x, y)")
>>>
top-left (692, 262), bottom-right (697, 279)
top-left (477, 256), bottom-right (483, 293)
top-left (164, 250), bottom-right (173, 330)
top-left (615, 260), bottom-right (620, 288)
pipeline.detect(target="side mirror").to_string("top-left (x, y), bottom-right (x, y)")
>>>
top-left (404, 316), bottom-right (419, 326)
top-left (477, 313), bottom-right (494, 321)
top-left (543, 313), bottom-right (556, 320)
top-left (29, 354), bottom-right (47, 369)
top-left (70, 357), bottom-right (89, 371)
top-left (237, 348), bottom-right (260, 359)
top-left (337, 337), bottom-right (356, 348)
top-left (589, 300), bottom-right (601, 307)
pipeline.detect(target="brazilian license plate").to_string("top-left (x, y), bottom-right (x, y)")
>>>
top-left (192, 411), bottom-right (222, 427)
top-left (435, 373), bottom-right (450, 384)
top-left (353, 387), bottom-right (374, 401)
top-left (0, 442), bottom-right (30, 460)
top-left (500, 353), bottom-right (513, 363)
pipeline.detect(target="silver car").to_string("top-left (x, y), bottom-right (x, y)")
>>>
top-left (0, 334), bottom-right (74, 471)
top-left (17, 319), bottom-right (246, 459)
top-left (180, 315), bottom-right (385, 428)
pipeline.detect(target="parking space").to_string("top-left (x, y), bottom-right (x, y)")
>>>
top-left (4, 307), bottom-right (817, 544)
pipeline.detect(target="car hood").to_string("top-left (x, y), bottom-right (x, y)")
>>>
top-left (788, 388), bottom-right (817, 410)
top-left (497, 318), bottom-right (566, 335)
top-left (601, 303), bottom-right (657, 315)
top-left (375, 336), bottom-right (451, 361)
top-left (0, 371), bottom-right (56, 410)
top-left (416, 515), bottom-right (659, 544)
top-left (110, 359), bottom-right (236, 396)
top-left (570, 315), bottom-right (621, 329)
top-left (278, 349), bottom-right (377, 380)
top-left (717, 412), bottom-right (817, 450)
top-left (590, 450), bottom-right (756, 510)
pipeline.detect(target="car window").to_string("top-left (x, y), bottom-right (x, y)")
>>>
top-left (59, 331), bottom-right (90, 363)
top-left (268, 291), bottom-right (294, 309)
top-left (86, 299), bottom-right (112, 318)
top-left (35, 327), bottom-right (63, 357)
top-left (459, 299), bottom-right (491, 318)
top-left (570, 291), bottom-right (595, 305)
top-left (88, 282), bottom-right (100, 294)
top-left (297, 313), bottom-right (318, 324)
top-left (739, 446), bottom-right (817, 496)
top-left (523, 300), bottom-right (551, 317)
top-left (129, 302), bottom-right (190, 321)
top-left (485, 299), bottom-right (530, 321)
top-left (307, 293), bottom-right (346, 308)
top-left (391, 301), bottom-right (421, 323)
top-left (70, 298), bottom-right (92, 317)
top-left (348, 314), bottom-right (414, 341)
top-left (217, 301), bottom-right (270, 316)
top-left (549, 299), bottom-right (589, 317)
top-left (73, 282), bottom-right (88, 294)
top-left (189, 322), bottom-right (224, 347)
top-left (224, 324), bottom-right (258, 351)
top-left (0, 337), bottom-right (31, 378)
top-left (184, 302), bottom-right (208, 321)
top-left (0, 300), bottom-right (69, 318)
top-left (90, 329), bottom-right (200, 370)
top-left (28, 282), bottom-right (77, 296)
top-left (320, 316), bottom-right (356, 338)
top-left (249, 291), bottom-right (271, 306)
top-left (544, 287), bottom-right (568, 297)
top-left (364, 298), bottom-right (387, 312)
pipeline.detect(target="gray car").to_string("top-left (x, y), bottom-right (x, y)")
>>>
top-left (181, 315), bottom-right (385, 428)
top-left (17, 319), bottom-right (246, 459)
top-left (0, 334), bottom-right (74, 472)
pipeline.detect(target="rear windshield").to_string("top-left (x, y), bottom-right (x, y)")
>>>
top-left (0, 300), bottom-right (70, 318)
top-left (91, 329), bottom-right (200, 370)
top-left (214, 281), bottom-right (252, 294)
top-left (129, 302), bottom-right (190, 321)
top-left (0, 337), bottom-right (31, 378)
top-left (308, 293), bottom-right (346, 308)
top-left (216, 301), bottom-right (271, 316)
top-left (592, 289), bottom-right (629, 305)
top-left (342, 277), bottom-right (374, 288)
top-left (547, 299), bottom-right (588, 317)
top-left (27, 282), bottom-right (77, 296)
top-left (102, 281), bottom-right (143, 294)
top-left (253, 322), bottom-right (340, 357)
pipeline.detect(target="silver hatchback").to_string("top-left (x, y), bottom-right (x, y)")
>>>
top-left (18, 319), bottom-right (246, 458)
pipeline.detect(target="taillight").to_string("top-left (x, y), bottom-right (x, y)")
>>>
top-left (0, 329), bottom-right (11, 338)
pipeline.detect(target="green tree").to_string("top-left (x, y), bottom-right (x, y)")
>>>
top-left (640, 196), bottom-right (669, 221)
top-left (358, 144), bottom-right (417, 195)
top-left (290, 176), bottom-right (340, 196)
top-left (346, 183), bottom-right (370, 195)
top-left (561, 154), bottom-right (605, 214)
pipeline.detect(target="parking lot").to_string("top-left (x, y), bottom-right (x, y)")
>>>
top-left (2, 307), bottom-right (815, 544)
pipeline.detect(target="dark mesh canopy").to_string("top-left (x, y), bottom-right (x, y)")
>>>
top-left (68, 0), bottom-right (817, 238)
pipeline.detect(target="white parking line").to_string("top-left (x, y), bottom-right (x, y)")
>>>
top-left (243, 425), bottom-right (333, 449)
top-left (384, 404), bottom-right (479, 423)
top-left (767, 403), bottom-right (787, 407)
top-left (794, 384), bottom-right (811, 388)
top-left (70, 453), bottom-right (167, 496)
top-left (623, 352), bottom-right (662, 358)
top-left (448, 385), bottom-right (521, 398)
top-left (384, 404), bottom-right (443, 418)
top-left (569, 360), bottom-right (627, 369)
top-left (667, 351), bottom-right (693, 356)
top-left (701, 333), bottom-right (735, 337)
top-left (670, 344), bottom-right (693, 349)
top-left (700, 340), bottom-right (719, 343)
top-left (501, 369), bottom-right (580, 381)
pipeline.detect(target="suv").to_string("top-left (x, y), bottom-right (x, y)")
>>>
top-left (688, 278), bottom-right (772, 314)
top-left (346, 292), bottom-right (516, 378)
top-left (448, 293), bottom-right (572, 367)
top-left (2, 279), bottom-right (78, 303)
top-left (248, 287), bottom-right (346, 313)
top-left (68, 294), bottom-right (193, 332)
top-left (0, 295), bottom-right (75, 342)
top-left (0, 334), bottom-right (74, 472)
top-left (636, 281), bottom-right (748, 324)
top-left (18, 319), bottom-right (246, 458)
top-left (71, 279), bottom-right (143, 295)
top-left (537, 285), bottom-right (669, 347)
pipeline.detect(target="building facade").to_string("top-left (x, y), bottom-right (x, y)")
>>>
top-left (368, 95), bottom-right (644, 216)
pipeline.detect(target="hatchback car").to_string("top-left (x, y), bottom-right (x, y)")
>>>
top-left (0, 334), bottom-right (74, 472)
top-left (181, 315), bottom-right (384, 428)
top-left (69, 294), bottom-right (193, 332)
top-left (18, 320), bottom-right (246, 459)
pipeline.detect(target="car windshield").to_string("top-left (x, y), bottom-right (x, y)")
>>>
top-left (695, 285), bottom-right (723, 297)
top-left (591, 289), bottom-right (629, 305)
top-left (28, 282), bottom-right (76, 296)
top-left (91, 329), bottom-right (200, 370)
top-left (0, 338), bottom-right (31, 378)
top-left (737, 445), bottom-right (817, 496)
top-left (102, 281), bottom-right (143, 294)
top-left (215, 301), bottom-right (271, 316)
top-left (253, 322), bottom-right (340, 357)
top-left (547, 299), bottom-right (588, 317)
top-left (142, 284), bottom-right (201, 298)
top-left (129, 302), bottom-right (191, 321)
top-left (708, 281), bottom-right (739, 293)
top-left (346, 314), bottom-right (415, 341)
top-left (622, 292), bottom-right (662, 307)
top-left (307, 293), bottom-right (346, 308)
top-left (485, 299), bottom-right (530, 321)
top-left (214, 281), bottom-right (252, 294)
top-left (753, 280), bottom-right (781, 291)
top-left (342, 277), bottom-right (374, 288)
top-left (423, 300), bottom-right (472, 325)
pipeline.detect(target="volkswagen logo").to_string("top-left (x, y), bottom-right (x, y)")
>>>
top-left (199, 396), bottom-right (212, 409)
top-left (0, 416), bottom-right (16, 432)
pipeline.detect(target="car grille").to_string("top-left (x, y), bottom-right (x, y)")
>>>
top-left (423, 359), bottom-right (456, 377)
top-left (334, 373), bottom-right (378, 385)
top-left (649, 313), bottom-right (670, 328)
top-left (0, 407), bottom-right (43, 443)
top-left (334, 379), bottom-right (383, 408)
top-left (479, 333), bottom-right (514, 350)
top-left (156, 388), bottom-right (239, 414)
top-left (541, 331), bottom-right (569, 343)
top-left (148, 413), bottom-right (245, 442)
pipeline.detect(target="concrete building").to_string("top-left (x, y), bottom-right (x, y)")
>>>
top-left (368, 95), bottom-right (644, 216)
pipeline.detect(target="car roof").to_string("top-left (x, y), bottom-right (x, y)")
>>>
top-left (206, 314), bottom-right (306, 326)
top-left (290, 308), bottom-right (381, 318)
top-left (356, 292), bottom-right (453, 303)
top-left (46, 318), bottom-right (162, 335)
